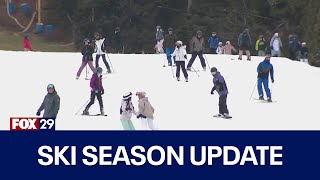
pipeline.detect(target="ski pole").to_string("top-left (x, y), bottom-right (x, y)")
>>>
top-left (170, 63), bottom-right (175, 78)
top-left (85, 64), bottom-right (88, 79)
top-left (249, 80), bottom-right (258, 100)
top-left (204, 53), bottom-right (211, 70)
top-left (75, 99), bottom-right (90, 115)
top-left (106, 52), bottom-right (115, 73)
top-left (163, 53), bottom-right (167, 67)
top-left (186, 59), bottom-right (200, 77)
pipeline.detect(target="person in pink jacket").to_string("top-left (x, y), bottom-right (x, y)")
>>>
top-left (224, 41), bottom-right (237, 55)
top-left (136, 92), bottom-right (156, 130)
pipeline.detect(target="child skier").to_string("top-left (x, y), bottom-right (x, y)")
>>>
top-left (257, 54), bottom-right (274, 102)
top-left (120, 92), bottom-right (137, 130)
top-left (83, 67), bottom-right (105, 115)
top-left (76, 38), bottom-right (96, 79)
top-left (210, 67), bottom-right (232, 119)
top-left (23, 35), bottom-right (33, 51)
top-left (136, 92), bottom-right (156, 130)
top-left (94, 32), bottom-right (112, 73)
top-left (224, 41), bottom-right (237, 55)
top-left (171, 40), bottom-right (188, 82)
top-left (36, 84), bottom-right (60, 118)
top-left (216, 42), bottom-right (224, 54)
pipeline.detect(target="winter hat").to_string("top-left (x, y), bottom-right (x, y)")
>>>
top-left (47, 84), bottom-right (55, 89)
top-left (84, 38), bottom-right (90, 45)
top-left (168, 27), bottom-right (173, 31)
top-left (226, 41), bottom-right (230, 44)
top-left (196, 30), bottom-right (202, 36)
top-left (275, 33), bottom-right (279, 37)
top-left (259, 35), bottom-right (264, 38)
top-left (156, 25), bottom-right (161, 29)
top-left (123, 92), bottom-right (132, 100)
top-left (176, 40), bottom-right (183, 46)
top-left (115, 27), bottom-right (120, 31)
top-left (210, 67), bottom-right (218, 73)
top-left (218, 42), bottom-right (223, 45)
top-left (96, 67), bottom-right (103, 74)
top-left (136, 92), bottom-right (146, 97)
top-left (302, 42), bottom-right (307, 45)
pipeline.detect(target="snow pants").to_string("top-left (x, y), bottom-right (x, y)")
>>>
top-left (140, 118), bottom-right (156, 130)
top-left (219, 94), bottom-right (229, 115)
top-left (95, 54), bottom-right (111, 71)
top-left (187, 51), bottom-right (206, 69)
top-left (258, 78), bottom-right (271, 98)
top-left (85, 91), bottom-right (103, 111)
top-left (76, 61), bottom-right (95, 77)
top-left (121, 119), bottom-right (135, 130)
top-left (176, 61), bottom-right (188, 79)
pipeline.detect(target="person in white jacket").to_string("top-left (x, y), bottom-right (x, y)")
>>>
top-left (120, 92), bottom-right (137, 130)
top-left (171, 41), bottom-right (189, 82)
top-left (136, 92), bottom-right (156, 130)
top-left (94, 32), bottom-right (112, 73)
top-left (216, 42), bottom-right (225, 54)
top-left (270, 32), bottom-right (282, 57)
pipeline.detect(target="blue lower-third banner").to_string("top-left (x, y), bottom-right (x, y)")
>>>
top-left (1, 131), bottom-right (319, 179)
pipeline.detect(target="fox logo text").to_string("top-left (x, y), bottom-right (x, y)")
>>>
top-left (10, 118), bottom-right (55, 131)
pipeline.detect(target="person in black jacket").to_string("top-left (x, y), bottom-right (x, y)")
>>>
top-left (113, 27), bottom-right (123, 53)
top-left (76, 38), bottom-right (96, 79)
top-left (36, 84), bottom-right (60, 118)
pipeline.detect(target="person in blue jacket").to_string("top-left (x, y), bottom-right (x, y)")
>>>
top-left (208, 32), bottom-right (219, 54)
top-left (210, 67), bottom-right (232, 119)
top-left (257, 54), bottom-right (274, 102)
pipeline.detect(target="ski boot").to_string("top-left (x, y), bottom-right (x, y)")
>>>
top-left (107, 69), bottom-right (112, 73)
top-left (76, 76), bottom-right (79, 80)
top-left (238, 57), bottom-right (242, 60)
top-left (203, 67), bottom-right (207, 71)
top-left (213, 114), bottom-right (223, 118)
top-left (185, 77), bottom-right (188, 82)
top-left (267, 97), bottom-right (272, 102)
top-left (247, 56), bottom-right (251, 61)
top-left (168, 62), bottom-right (172, 66)
top-left (187, 67), bottom-right (191, 71)
top-left (259, 96), bottom-right (264, 100)
top-left (82, 108), bottom-right (89, 115)
top-left (223, 113), bottom-right (232, 119)
top-left (177, 77), bottom-right (180, 81)
top-left (100, 108), bottom-right (105, 115)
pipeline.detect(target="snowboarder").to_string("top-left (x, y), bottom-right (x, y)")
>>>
top-left (136, 92), bottom-right (156, 130)
top-left (257, 54), bottom-right (274, 102)
top-left (171, 40), bottom-right (188, 82)
top-left (208, 32), bottom-right (219, 54)
top-left (187, 30), bottom-right (207, 71)
top-left (120, 92), bottom-right (137, 130)
top-left (270, 32), bottom-right (282, 57)
top-left (238, 29), bottom-right (252, 60)
top-left (94, 32), bottom-right (111, 73)
top-left (76, 38), bottom-right (96, 79)
top-left (23, 35), bottom-right (33, 51)
top-left (210, 67), bottom-right (231, 119)
top-left (164, 27), bottom-right (178, 66)
top-left (255, 35), bottom-right (267, 56)
top-left (113, 27), bottom-right (123, 53)
top-left (300, 42), bottom-right (309, 63)
top-left (36, 84), bottom-right (60, 118)
top-left (224, 41), bottom-right (237, 55)
top-left (216, 42), bottom-right (224, 54)
top-left (83, 67), bottom-right (105, 115)
top-left (155, 25), bottom-right (164, 53)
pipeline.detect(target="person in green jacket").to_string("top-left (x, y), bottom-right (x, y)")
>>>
top-left (36, 84), bottom-right (60, 118)
top-left (255, 35), bottom-right (267, 56)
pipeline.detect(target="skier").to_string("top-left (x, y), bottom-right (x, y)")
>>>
top-left (94, 32), bottom-right (111, 73)
top-left (257, 54), bottom-right (274, 102)
top-left (36, 84), bottom-right (60, 118)
top-left (76, 38), bottom-right (96, 79)
top-left (187, 30), bottom-right (207, 71)
top-left (238, 29), bottom-right (252, 60)
top-left (155, 25), bottom-right (164, 53)
top-left (255, 35), bottom-right (267, 56)
top-left (164, 27), bottom-right (178, 66)
top-left (288, 34), bottom-right (299, 60)
top-left (113, 27), bottom-right (123, 53)
top-left (224, 41), bottom-right (237, 55)
top-left (171, 40), bottom-right (188, 82)
top-left (210, 67), bottom-right (231, 119)
top-left (136, 92), bottom-right (156, 130)
top-left (300, 42), bottom-right (309, 63)
top-left (270, 32), bottom-right (282, 57)
top-left (23, 35), bottom-right (33, 51)
top-left (82, 67), bottom-right (105, 115)
top-left (216, 42), bottom-right (224, 54)
top-left (208, 32), bottom-right (219, 54)
top-left (120, 92), bottom-right (137, 130)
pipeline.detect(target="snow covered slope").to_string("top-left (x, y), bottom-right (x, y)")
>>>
top-left (0, 51), bottom-right (319, 130)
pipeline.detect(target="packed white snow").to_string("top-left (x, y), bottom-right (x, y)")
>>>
top-left (0, 50), bottom-right (319, 130)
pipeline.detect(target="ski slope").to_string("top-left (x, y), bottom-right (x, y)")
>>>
top-left (0, 50), bottom-right (319, 130)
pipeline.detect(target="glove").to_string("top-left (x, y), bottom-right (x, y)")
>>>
top-left (271, 79), bottom-right (274, 83)
top-left (210, 90), bottom-right (214, 95)
top-left (101, 89), bottom-right (104, 95)
top-left (137, 114), bottom-right (147, 119)
top-left (36, 111), bottom-right (40, 116)
top-left (125, 107), bottom-right (132, 111)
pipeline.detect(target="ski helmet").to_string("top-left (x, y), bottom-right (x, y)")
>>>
top-left (210, 67), bottom-right (218, 73)
top-left (123, 92), bottom-right (133, 100)
top-left (96, 67), bottom-right (103, 74)
top-left (176, 40), bottom-right (183, 46)
top-left (47, 84), bottom-right (55, 89)
top-left (168, 27), bottom-right (173, 32)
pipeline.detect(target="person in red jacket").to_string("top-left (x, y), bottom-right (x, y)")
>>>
top-left (82, 67), bottom-right (105, 115)
top-left (23, 35), bottom-right (33, 51)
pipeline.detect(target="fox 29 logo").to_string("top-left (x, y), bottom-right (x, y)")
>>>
top-left (10, 118), bottom-right (55, 131)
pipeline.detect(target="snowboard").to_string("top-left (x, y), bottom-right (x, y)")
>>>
top-left (213, 114), bottom-right (232, 119)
